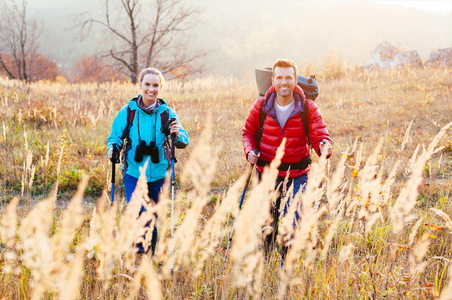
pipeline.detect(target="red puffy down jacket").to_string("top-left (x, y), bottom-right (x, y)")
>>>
top-left (242, 85), bottom-right (332, 178)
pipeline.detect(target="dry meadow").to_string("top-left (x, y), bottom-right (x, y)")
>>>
top-left (0, 66), bottom-right (451, 299)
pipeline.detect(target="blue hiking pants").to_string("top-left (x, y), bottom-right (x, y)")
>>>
top-left (123, 173), bottom-right (165, 255)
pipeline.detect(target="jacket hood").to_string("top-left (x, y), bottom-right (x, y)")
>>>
top-left (262, 85), bottom-right (307, 120)
top-left (127, 96), bottom-right (168, 111)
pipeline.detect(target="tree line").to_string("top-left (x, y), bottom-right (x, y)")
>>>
top-left (0, 0), bottom-right (205, 83)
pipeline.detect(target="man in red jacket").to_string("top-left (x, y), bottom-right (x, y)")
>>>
top-left (242, 58), bottom-right (332, 259)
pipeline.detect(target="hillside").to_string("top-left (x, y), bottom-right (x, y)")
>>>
top-left (0, 66), bottom-right (451, 298)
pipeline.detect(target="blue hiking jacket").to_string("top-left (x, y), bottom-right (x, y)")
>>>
top-left (107, 96), bottom-right (189, 182)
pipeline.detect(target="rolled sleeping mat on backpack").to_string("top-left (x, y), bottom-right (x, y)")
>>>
top-left (255, 67), bottom-right (273, 97)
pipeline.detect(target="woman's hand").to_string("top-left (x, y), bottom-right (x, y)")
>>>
top-left (170, 120), bottom-right (179, 140)
top-left (108, 147), bottom-right (113, 159)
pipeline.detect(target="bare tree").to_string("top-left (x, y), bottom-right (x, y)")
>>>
top-left (0, 0), bottom-right (41, 82)
top-left (79, 0), bottom-right (205, 83)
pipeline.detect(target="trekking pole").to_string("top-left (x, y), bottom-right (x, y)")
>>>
top-left (169, 117), bottom-right (176, 279)
top-left (110, 142), bottom-right (119, 205)
top-left (224, 150), bottom-right (257, 260)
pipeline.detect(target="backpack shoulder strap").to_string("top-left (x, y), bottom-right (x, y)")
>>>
top-left (126, 105), bottom-right (136, 134)
top-left (256, 103), bottom-right (267, 152)
top-left (161, 109), bottom-right (169, 126)
top-left (160, 109), bottom-right (172, 137)
top-left (300, 99), bottom-right (310, 146)
top-left (128, 106), bottom-right (136, 123)
top-left (121, 105), bottom-right (136, 142)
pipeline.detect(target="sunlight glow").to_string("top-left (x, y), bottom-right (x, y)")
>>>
top-left (376, 0), bottom-right (452, 14)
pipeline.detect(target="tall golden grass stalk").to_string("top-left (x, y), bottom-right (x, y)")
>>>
top-left (391, 122), bottom-right (452, 233)
top-left (14, 176), bottom-right (88, 299)
top-left (0, 196), bottom-right (19, 275)
top-left (229, 139), bottom-right (286, 298)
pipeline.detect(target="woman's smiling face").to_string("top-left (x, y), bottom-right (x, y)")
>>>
top-left (140, 73), bottom-right (161, 106)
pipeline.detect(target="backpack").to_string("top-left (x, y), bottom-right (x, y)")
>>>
top-left (254, 68), bottom-right (319, 147)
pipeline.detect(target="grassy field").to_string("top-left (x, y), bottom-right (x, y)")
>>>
top-left (0, 66), bottom-right (451, 299)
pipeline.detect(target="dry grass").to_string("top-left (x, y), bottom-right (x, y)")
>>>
top-left (0, 66), bottom-right (451, 299)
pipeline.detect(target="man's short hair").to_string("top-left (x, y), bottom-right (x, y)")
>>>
top-left (272, 58), bottom-right (298, 78)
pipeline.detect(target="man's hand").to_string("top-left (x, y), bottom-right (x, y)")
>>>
top-left (247, 150), bottom-right (260, 164)
top-left (108, 147), bottom-right (113, 159)
top-left (320, 139), bottom-right (332, 157)
top-left (170, 120), bottom-right (179, 140)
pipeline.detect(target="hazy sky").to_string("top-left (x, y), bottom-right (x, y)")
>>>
top-left (23, 0), bottom-right (452, 78)
top-left (376, 0), bottom-right (452, 13)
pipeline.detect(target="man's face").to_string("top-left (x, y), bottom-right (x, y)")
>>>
top-left (272, 66), bottom-right (297, 98)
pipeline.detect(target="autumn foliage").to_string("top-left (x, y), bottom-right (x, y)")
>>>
top-left (0, 52), bottom-right (58, 82)
top-left (71, 55), bottom-right (126, 83)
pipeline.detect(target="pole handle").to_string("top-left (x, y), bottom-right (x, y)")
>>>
top-left (111, 142), bottom-right (119, 205)
top-left (170, 118), bottom-right (177, 161)
top-left (110, 142), bottom-right (120, 162)
top-left (169, 117), bottom-right (176, 141)
top-left (111, 142), bottom-right (119, 184)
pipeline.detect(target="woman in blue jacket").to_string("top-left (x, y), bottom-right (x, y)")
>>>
top-left (107, 67), bottom-right (189, 255)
